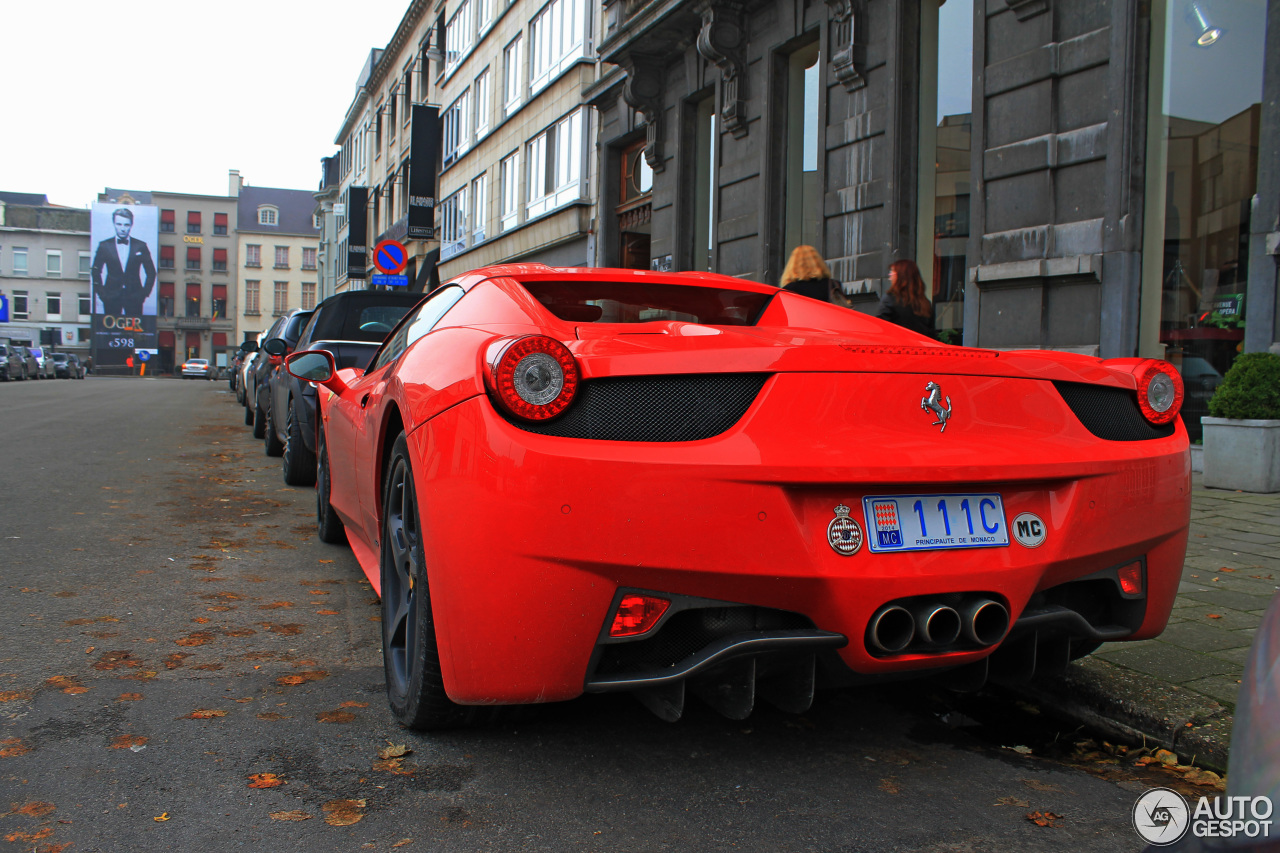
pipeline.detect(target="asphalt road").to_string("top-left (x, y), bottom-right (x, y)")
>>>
top-left (0, 376), bottom-right (1159, 852)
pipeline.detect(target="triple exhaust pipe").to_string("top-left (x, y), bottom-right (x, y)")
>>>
top-left (867, 597), bottom-right (1010, 655)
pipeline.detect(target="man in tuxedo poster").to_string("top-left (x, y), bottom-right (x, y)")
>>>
top-left (91, 208), bottom-right (156, 317)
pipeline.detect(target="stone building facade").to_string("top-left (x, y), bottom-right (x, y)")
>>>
top-left (236, 180), bottom-right (322, 345)
top-left (0, 195), bottom-right (92, 357)
top-left (591, 0), bottom-right (1280, 427)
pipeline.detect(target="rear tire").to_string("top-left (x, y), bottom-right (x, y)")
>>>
top-left (382, 434), bottom-right (466, 730)
top-left (315, 425), bottom-right (346, 544)
top-left (282, 400), bottom-right (317, 486)
top-left (244, 403), bottom-right (254, 426)
top-left (263, 404), bottom-right (284, 457)
top-left (252, 401), bottom-right (267, 439)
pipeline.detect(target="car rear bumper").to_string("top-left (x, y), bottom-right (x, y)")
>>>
top-left (407, 373), bottom-right (1191, 705)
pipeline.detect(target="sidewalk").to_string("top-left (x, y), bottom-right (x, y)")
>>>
top-left (1011, 473), bottom-right (1280, 772)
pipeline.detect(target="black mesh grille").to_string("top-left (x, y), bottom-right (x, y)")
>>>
top-left (594, 606), bottom-right (814, 676)
top-left (1053, 381), bottom-right (1176, 441)
top-left (503, 373), bottom-right (769, 442)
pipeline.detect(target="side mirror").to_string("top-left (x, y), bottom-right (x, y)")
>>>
top-left (286, 350), bottom-right (348, 395)
top-left (262, 338), bottom-right (288, 357)
top-left (239, 340), bottom-right (259, 353)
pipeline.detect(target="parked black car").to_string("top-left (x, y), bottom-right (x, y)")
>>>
top-left (251, 309), bottom-right (314, 448)
top-left (0, 344), bottom-right (25, 381)
top-left (265, 290), bottom-right (423, 485)
top-left (49, 353), bottom-right (86, 379)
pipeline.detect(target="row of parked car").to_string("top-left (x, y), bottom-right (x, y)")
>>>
top-left (229, 289), bottom-right (424, 487)
top-left (0, 344), bottom-right (87, 380)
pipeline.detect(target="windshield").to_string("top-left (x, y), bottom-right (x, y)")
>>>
top-left (523, 280), bottom-right (773, 326)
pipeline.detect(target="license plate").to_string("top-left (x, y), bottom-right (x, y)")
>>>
top-left (862, 493), bottom-right (1010, 553)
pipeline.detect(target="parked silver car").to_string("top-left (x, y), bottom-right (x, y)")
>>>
top-left (27, 346), bottom-right (56, 379)
top-left (0, 344), bottom-right (27, 381)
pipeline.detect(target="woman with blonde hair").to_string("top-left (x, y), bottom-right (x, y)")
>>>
top-left (779, 245), bottom-right (838, 302)
top-left (878, 258), bottom-right (936, 339)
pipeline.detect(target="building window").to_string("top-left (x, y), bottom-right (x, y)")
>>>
top-left (213, 248), bottom-right (228, 271)
top-left (12, 291), bottom-right (28, 319)
top-left (12, 248), bottom-right (27, 275)
top-left (503, 36), bottom-right (523, 114)
top-left (442, 90), bottom-right (471, 166)
top-left (529, 0), bottom-right (586, 93)
top-left (302, 282), bottom-right (316, 310)
top-left (79, 292), bottom-right (91, 317)
top-left (159, 282), bottom-right (174, 317)
top-left (500, 151), bottom-right (520, 232)
top-left (245, 280), bottom-right (260, 315)
top-left (212, 284), bottom-right (227, 319)
top-left (388, 84), bottom-right (399, 135)
top-left (246, 244), bottom-right (261, 267)
top-left (186, 283), bottom-right (201, 317)
top-left (783, 42), bottom-right (822, 261)
top-left (46, 250), bottom-right (62, 277)
top-left (187, 211), bottom-right (202, 234)
top-left (403, 66), bottom-right (413, 114)
top-left (258, 206), bottom-right (278, 226)
top-left (186, 247), bottom-right (201, 270)
top-left (472, 172), bottom-right (488, 243)
top-left (79, 251), bottom-right (90, 276)
top-left (445, 0), bottom-right (473, 74)
top-left (691, 95), bottom-right (717, 271)
top-left (159, 245), bottom-right (175, 270)
top-left (274, 246), bottom-right (289, 269)
top-left (160, 209), bottom-right (175, 232)
top-left (440, 188), bottom-right (468, 261)
top-left (302, 247), bottom-right (317, 270)
top-left (474, 68), bottom-right (491, 137)
top-left (477, 0), bottom-right (493, 30)
top-left (214, 212), bottom-right (228, 235)
top-left (46, 292), bottom-right (61, 320)
top-left (273, 282), bottom-right (288, 315)
top-left (313, 214), bottom-right (323, 229)
top-left (526, 108), bottom-right (585, 218)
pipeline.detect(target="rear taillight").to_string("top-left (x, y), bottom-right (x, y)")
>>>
top-left (609, 594), bottom-right (670, 637)
top-left (1117, 561), bottom-right (1144, 596)
top-left (1136, 360), bottom-right (1183, 425)
top-left (488, 335), bottom-right (579, 421)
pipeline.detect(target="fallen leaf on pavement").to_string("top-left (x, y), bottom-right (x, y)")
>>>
top-left (270, 810), bottom-right (312, 822)
top-left (994, 796), bottom-right (1030, 807)
top-left (317, 610), bottom-right (340, 615)
top-left (317, 711), bottom-right (356, 724)
top-left (277, 671), bottom-right (328, 686)
top-left (13, 802), bottom-right (56, 818)
top-left (4, 827), bottom-right (53, 842)
top-left (256, 712), bottom-right (290, 721)
top-left (339, 701), bottom-right (369, 709)
top-left (1217, 568), bottom-right (1235, 573)
top-left (1207, 614), bottom-right (1222, 619)
top-left (0, 691), bottom-right (33, 702)
top-left (182, 709), bottom-right (228, 719)
top-left (247, 773), bottom-right (285, 789)
top-left (1025, 811), bottom-right (1063, 827)
top-left (110, 735), bottom-right (148, 750)
top-left (378, 743), bottom-right (411, 760)
top-left (0, 738), bottom-right (32, 757)
top-left (878, 778), bottom-right (900, 795)
top-left (153, 813), bottom-right (169, 822)
top-left (322, 799), bottom-right (367, 826)
top-left (392, 840), bottom-right (413, 848)
top-left (319, 559), bottom-right (335, 564)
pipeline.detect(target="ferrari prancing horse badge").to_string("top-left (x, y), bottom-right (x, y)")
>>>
top-left (827, 504), bottom-right (864, 555)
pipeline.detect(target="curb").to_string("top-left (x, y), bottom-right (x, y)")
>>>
top-left (1005, 656), bottom-right (1233, 773)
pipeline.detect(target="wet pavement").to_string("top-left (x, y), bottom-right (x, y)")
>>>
top-left (0, 376), bottom-right (1265, 851)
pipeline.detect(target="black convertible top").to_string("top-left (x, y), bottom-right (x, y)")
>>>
top-left (305, 290), bottom-right (424, 343)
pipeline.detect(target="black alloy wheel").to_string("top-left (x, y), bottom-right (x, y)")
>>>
top-left (315, 425), bottom-right (345, 544)
top-left (282, 400), bottom-right (317, 487)
top-left (380, 434), bottom-right (464, 730)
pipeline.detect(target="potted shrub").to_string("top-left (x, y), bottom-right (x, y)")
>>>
top-left (1201, 352), bottom-right (1280, 493)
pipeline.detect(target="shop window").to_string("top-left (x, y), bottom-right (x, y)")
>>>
top-left (917, 0), bottom-right (972, 345)
top-left (1142, 0), bottom-right (1268, 441)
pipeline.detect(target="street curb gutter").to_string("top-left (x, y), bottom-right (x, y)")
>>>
top-left (1004, 656), bottom-right (1233, 773)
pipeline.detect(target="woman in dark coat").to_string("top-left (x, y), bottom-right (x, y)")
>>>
top-left (878, 259), bottom-right (936, 339)
top-left (779, 245), bottom-right (839, 302)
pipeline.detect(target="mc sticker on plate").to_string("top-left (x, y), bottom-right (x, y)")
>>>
top-left (1012, 512), bottom-right (1047, 548)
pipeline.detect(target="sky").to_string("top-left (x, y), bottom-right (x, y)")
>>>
top-left (1, 1), bottom-right (414, 208)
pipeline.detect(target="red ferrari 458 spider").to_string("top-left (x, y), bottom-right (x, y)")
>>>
top-left (287, 264), bottom-right (1190, 729)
